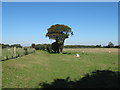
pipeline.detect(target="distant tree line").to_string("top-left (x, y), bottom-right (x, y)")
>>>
top-left (64, 42), bottom-right (120, 48)
top-left (0, 43), bottom-right (22, 48)
top-left (64, 45), bottom-right (101, 48)
top-left (103, 42), bottom-right (120, 48)
top-left (31, 42), bottom-right (119, 53)
top-left (31, 43), bottom-right (52, 53)
top-left (64, 45), bottom-right (120, 48)
top-left (31, 44), bottom-right (50, 50)
top-left (1, 42), bottom-right (119, 51)
top-left (31, 43), bottom-right (119, 52)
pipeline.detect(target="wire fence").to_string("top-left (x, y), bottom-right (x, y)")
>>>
top-left (1, 47), bottom-right (35, 61)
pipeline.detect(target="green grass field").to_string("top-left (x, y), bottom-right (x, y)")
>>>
top-left (2, 48), bottom-right (119, 88)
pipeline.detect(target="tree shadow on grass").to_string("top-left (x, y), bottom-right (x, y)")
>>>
top-left (39, 70), bottom-right (119, 89)
top-left (49, 52), bottom-right (73, 55)
top-left (61, 52), bottom-right (73, 55)
top-left (49, 52), bottom-right (88, 56)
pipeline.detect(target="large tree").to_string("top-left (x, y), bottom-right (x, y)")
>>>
top-left (46, 24), bottom-right (73, 53)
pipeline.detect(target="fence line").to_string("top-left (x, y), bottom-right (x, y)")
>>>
top-left (1, 47), bottom-right (35, 61)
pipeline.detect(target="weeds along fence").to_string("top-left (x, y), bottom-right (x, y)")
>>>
top-left (1, 47), bottom-right (35, 61)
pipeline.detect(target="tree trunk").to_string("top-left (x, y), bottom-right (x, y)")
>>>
top-left (55, 39), bottom-right (59, 53)
top-left (59, 40), bottom-right (64, 53)
top-left (55, 39), bottom-right (64, 53)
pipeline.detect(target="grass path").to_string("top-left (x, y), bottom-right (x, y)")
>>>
top-left (2, 50), bottom-right (118, 88)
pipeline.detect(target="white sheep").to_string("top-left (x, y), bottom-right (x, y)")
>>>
top-left (76, 53), bottom-right (80, 57)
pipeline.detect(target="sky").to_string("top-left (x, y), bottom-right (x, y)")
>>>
top-left (2, 2), bottom-right (118, 46)
top-left (2, 0), bottom-right (120, 2)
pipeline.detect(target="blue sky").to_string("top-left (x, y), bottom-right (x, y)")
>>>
top-left (2, 2), bottom-right (118, 46)
top-left (2, 0), bottom-right (120, 2)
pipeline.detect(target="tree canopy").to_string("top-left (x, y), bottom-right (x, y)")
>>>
top-left (46, 24), bottom-right (73, 41)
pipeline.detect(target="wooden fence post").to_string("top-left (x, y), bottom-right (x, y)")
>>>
top-left (11, 47), bottom-right (14, 59)
top-left (17, 48), bottom-right (20, 57)
top-left (20, 48), bottom-right (22, 57)
top-left (6, 47), bottom-right (9, 60)
top-left (14, 47), bottom-right (16, 58)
